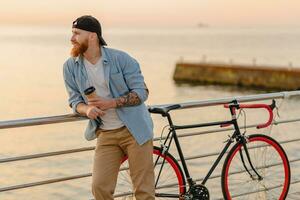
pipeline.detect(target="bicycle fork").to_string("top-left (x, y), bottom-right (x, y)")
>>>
top-left (239, 136), bottom-right (263, 181)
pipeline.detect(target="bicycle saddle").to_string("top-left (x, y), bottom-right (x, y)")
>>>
top-left (148, 104), bottom-right (181, 116)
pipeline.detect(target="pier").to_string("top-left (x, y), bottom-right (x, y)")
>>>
top-left (173, 62), bottom-right (300, 90)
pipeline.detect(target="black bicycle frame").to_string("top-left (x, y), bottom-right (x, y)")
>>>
top-left (156, 103), bottom-right (259, 190)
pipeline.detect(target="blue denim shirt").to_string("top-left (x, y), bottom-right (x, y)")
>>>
top-left (63, 47), bottom-right (153, 145)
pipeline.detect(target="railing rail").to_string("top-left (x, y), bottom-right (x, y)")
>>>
top-left (1, 91), bottom-right (300, 130)
top-left (150, 90), bottom-right (300, 109)
top-left (1, 119), bottom-right (300, 164)
top-left (0, 114), bottom-right (86, 130)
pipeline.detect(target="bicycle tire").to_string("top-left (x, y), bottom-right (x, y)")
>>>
top-left (221, 134), bottom-right (290, 200)
top-left (114, 146), bottom-right (186, 199)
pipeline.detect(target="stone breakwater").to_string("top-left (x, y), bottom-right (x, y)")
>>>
top-left (173, 62), bottom-right (300, 90)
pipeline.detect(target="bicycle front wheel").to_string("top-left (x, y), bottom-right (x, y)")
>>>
top-left (222, 134), bottom-right (290, 200)
top-left (114, 146), bottom-right (186, 199)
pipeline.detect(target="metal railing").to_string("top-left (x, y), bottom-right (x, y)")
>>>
top-left (1, 90), bottom-right (300, 198)
top-left (1, 91), bottom-right (300, 130)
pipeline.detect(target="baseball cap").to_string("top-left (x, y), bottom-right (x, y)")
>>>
top-left (72, 15), bottom-right (107, 46)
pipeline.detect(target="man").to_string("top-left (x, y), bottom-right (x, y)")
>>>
top-left (63, 15), bottom-right (155, 200)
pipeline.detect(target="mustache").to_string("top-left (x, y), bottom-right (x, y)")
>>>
top-left (71, 41), bottom-right (80, 46)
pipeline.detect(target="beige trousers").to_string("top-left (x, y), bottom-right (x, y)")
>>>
top-left (92, 126), bottom-right (155, 200)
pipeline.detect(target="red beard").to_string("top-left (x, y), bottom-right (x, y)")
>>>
top-left (70, 40), bottom-right (88, 57)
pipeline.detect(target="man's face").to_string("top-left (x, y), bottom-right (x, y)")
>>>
top-left (70, 28), bottom-right (90, 57)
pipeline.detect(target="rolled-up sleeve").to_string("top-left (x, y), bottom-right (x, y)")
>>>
top-left (121, 53), bottom-right (149, 102)
top-left (63, 61), bottom-right (84, 114)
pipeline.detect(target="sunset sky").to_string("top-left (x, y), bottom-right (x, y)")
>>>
top-left (0, 0), bottom-right (299, 28)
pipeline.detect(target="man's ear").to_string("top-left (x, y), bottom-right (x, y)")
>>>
top-left (90, 33), bottom-right (98, 42)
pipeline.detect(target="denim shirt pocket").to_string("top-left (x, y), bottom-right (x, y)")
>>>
top-left (110, 72), bottom-right (129, 95)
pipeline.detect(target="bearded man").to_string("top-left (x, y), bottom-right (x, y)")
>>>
top-left (63, 15), bottom-right (155, 200)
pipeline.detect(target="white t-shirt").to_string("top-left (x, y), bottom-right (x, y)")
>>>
top-left (84, 57), bottom-right (124, 130)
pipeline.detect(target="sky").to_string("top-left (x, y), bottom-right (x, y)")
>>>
top-left (0, 0), bottom-right (300, 28)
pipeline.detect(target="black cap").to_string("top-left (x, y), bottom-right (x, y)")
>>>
top-left (72, 15), bottom-right (107, 46)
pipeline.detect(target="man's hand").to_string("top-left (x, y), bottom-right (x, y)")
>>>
top-left (88, 97), bottom-right (117, 110)
top-left (86, 105), bottom-right (106, 120)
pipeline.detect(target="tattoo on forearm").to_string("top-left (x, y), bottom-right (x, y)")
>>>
top-left (116, 91), bottom-right (141, 107)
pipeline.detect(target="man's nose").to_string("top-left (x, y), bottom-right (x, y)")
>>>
top-left (70, 35), bottom-right (75, 43)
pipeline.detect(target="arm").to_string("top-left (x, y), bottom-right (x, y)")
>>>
top-left (76, 102), bottom-right (90, 115)
top-left (63, 61), bottom-right (85, 114)
top-left (77, 102), bottom-right (105, 119)
top-left (88, 78), bottom-right (149, 109)
top-left (63, 61), bottom-right (105, 118)
top-left (118, 53), bottom-right (149, 106)
top-left (115, 85), bottom-right (149, 107)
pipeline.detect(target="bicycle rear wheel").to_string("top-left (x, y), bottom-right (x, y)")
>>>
top-left (222, 134), bottom-right (290, 200)
top-left (114, 146), bottom-right (186, 199)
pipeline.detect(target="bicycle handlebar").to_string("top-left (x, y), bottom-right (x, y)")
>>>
top-left (223, 100), bottom-right (275, 129)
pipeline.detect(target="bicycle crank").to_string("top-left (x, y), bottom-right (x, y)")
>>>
top-left (186, 184), bottom-right (210, 200)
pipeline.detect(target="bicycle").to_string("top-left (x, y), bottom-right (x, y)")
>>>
top-left (114, 99), bottom-right (290, 200)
